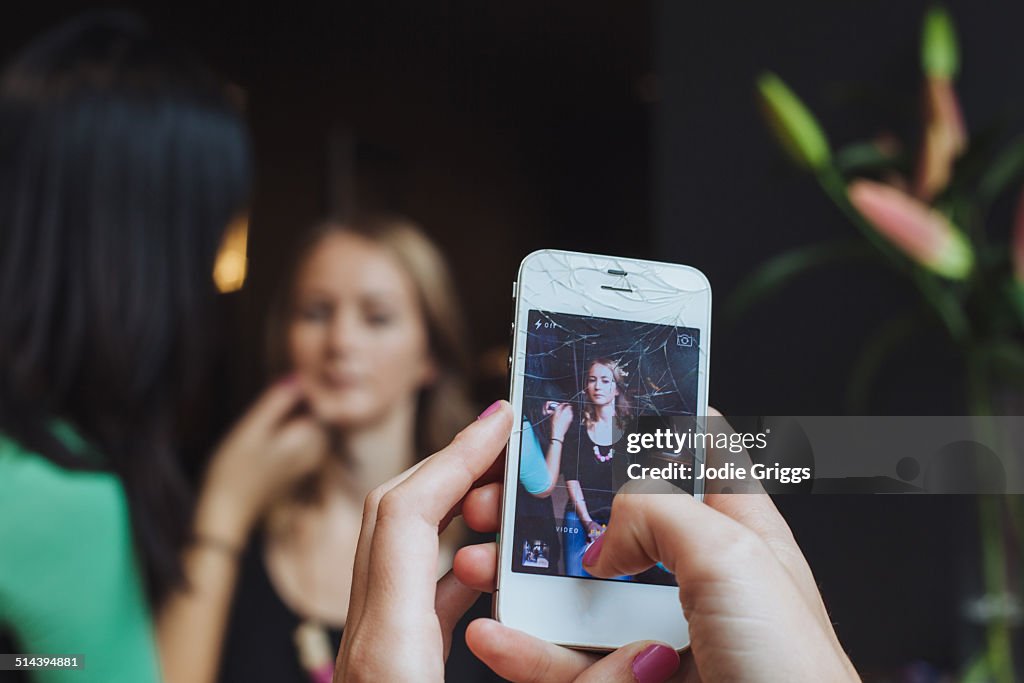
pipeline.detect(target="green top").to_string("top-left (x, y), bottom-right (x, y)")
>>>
top-left (0, 431), bottom-right (162, 683)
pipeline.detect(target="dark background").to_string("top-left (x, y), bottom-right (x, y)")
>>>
top-left (4, 0), bottom-right (1023, 676)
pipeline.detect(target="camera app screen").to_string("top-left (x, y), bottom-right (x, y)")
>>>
top-left (512, 310), bottom-right (701, 585)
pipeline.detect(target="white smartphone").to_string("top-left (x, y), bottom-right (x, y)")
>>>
top-left (495, 249), bottom-right (711, 651)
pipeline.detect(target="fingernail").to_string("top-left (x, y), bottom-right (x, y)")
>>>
top-left (278, 373), bottom-right (298, 386)
top-left (582, 533), bottom-right (604, 566)
top-left (632, 644), bottom-right (679, 683)
top-left (477, 400), bottom-right (503, 420)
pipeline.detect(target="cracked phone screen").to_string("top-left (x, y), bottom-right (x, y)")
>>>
top-left (511, 252), bottom-right (709, 586)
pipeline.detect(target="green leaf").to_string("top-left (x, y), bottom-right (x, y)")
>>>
top-left (921, 6), bottom-right (959, 79)
top-left (726, 240), bottom-right (873, 323)
top-left (981, 338), bottom-right (1024, 383)
top-left (834, 141), bottom-right (907, 177)
top-left (977, 136), bottom-right (1024, 207)
top-left (960, 654), bottom-right (989, 683)
top-left (846, 312), bottom-right (928, 413)
top-left (910, 269), bottom-right (970, 342)
top-left (948, 115), bottom-right (1011, 198)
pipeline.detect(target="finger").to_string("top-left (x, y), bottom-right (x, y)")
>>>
top-left (435, 570), bottom-right (480, 660)
top-left (362, 403), bottom-right (512, 619)
top-left (465, 618), bottom-right (598, 683)
top-left (343, 453), bottom-right (433, 635)
top-left (702, 409), bottom-right (830, 630)
top-left (241, 377), bottom-right (306, 430)
top-left (345, 403), bottom-right (507, 629)
top-left (462, 482), bottom-right (502, 533)
top-left (676, 653), bottom-right (703, 683)
top-left (452, 542), bottom-right (497, 593)
top-left (704, 492), bottom-right (828, 620)
top-left (702, 411), bottom-right (810, 585)
top-left (702, 406), bottom-right (764, 495)
top-left (477, 446), bottom-right (507, 488)
top-left (582, 492), bottom-right (855, 678)
top-left (437, 466), bottom-right (504, 534)
top-left (385, 401), bottom-right (512, 525)
top-left (584, 493), bottom-right (790, 596)
top-left (574, 641), bottom-right (681, 683)
top-left (275, 417), bottom-right (328, 458)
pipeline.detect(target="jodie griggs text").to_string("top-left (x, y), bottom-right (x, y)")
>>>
top-left (626, 461), bottom-right (813, 485)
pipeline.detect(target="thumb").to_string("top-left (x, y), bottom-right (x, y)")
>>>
top-left (274, 416), bottom-right (328, 461)
top-left (575, 642), bottom-right (680, 683)
top-left (241, 375), bottom-right (306, 431)
top-left (582, 493), bottom-right (773, 588)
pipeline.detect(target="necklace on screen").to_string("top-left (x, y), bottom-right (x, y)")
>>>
top-left (594, 445), bottom-right (614, 463)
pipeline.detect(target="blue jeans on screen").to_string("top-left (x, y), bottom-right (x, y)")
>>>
top-left (562, 509), bottom-right (632, 581)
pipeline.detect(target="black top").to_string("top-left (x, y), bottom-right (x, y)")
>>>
top-left (560, 421), bottom-right (629, 522)
top-left (218, 532), bottom-right (504, 682)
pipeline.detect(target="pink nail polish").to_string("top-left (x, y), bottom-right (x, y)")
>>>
top-left (311, 664), bottom-right (333, 683)
top-left (582, 534), bottom-right (605, 566)
top-left (631, 644), bottom-right (679, 683)
top-left (477, 400), bottom-right (502, 420)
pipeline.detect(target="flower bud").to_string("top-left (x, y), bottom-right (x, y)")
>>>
top-left (921, 6), bottom-right (959, 79)
top-left (757, 72), bottom-right (831, 171)
top-left (849, 179), bottom-right (973, 279)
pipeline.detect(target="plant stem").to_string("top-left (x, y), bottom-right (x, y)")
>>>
top-left (966, 350), bottom-right (1015, 683)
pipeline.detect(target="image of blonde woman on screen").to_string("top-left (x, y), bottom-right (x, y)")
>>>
top-left (550, 357), bottom-right (634, 578)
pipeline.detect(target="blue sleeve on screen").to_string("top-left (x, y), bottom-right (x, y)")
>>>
top-left (518, 419), bottom-right (552, 495)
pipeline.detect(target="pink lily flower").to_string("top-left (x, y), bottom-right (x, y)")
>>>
top-left (914, 76), bottom-right (967, 201)
top-left (849, 179), bottom-right (973, 279)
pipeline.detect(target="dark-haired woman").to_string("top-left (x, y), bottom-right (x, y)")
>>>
top-left (0, 13), bottom-right (258, 682)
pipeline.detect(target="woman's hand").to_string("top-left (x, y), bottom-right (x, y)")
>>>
top-left (160, 379), bottom-right (328, 683)
top-left (551, 402), bottom-right (574, 441)
top-left (584, 520), bottom-right (603, 540)
top-left (584, 493), bottom-right (858, 681)
top-left (333, 400), bottom-right (513, 682)
top-left (197, 377), bottom-right (328, 545)
top-left (452, 413), bottom-right (859, 683)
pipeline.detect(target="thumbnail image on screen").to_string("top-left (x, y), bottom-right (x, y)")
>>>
top-left (512, 310), bottom-right (700, 586)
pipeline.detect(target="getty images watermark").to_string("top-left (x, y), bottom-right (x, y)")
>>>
top-left (618, 415), bottom-right (1024, 494)
top-left (624, 425), bottom-right (811, 484)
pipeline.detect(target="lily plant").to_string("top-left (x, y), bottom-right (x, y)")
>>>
top-left (744, 6), bottom-right (1022, 682)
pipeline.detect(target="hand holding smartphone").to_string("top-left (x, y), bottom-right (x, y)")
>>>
top-left (496, 250), bottom-right (712, 650)
top-left (333, 249), bottom-right (857, 681)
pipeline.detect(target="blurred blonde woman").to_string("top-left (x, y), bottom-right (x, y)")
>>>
top-left (159, 215), bottom-right (497, 683)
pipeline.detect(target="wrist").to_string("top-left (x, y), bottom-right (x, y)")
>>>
top-left (193, 480), bottom-right (258, 547)
top-left (191, 532), bottom-right (244, 560)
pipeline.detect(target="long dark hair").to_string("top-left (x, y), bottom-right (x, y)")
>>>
top-left (0, 12), bottom-right (252, 605)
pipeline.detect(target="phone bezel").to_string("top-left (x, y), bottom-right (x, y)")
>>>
top-left (495, 249), bottom-right (712, 651)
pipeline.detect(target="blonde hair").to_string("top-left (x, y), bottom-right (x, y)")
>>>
top-left (267, 213), bottom-right (475, 459)
top-left (582, 357), bottom-right (632, 432)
